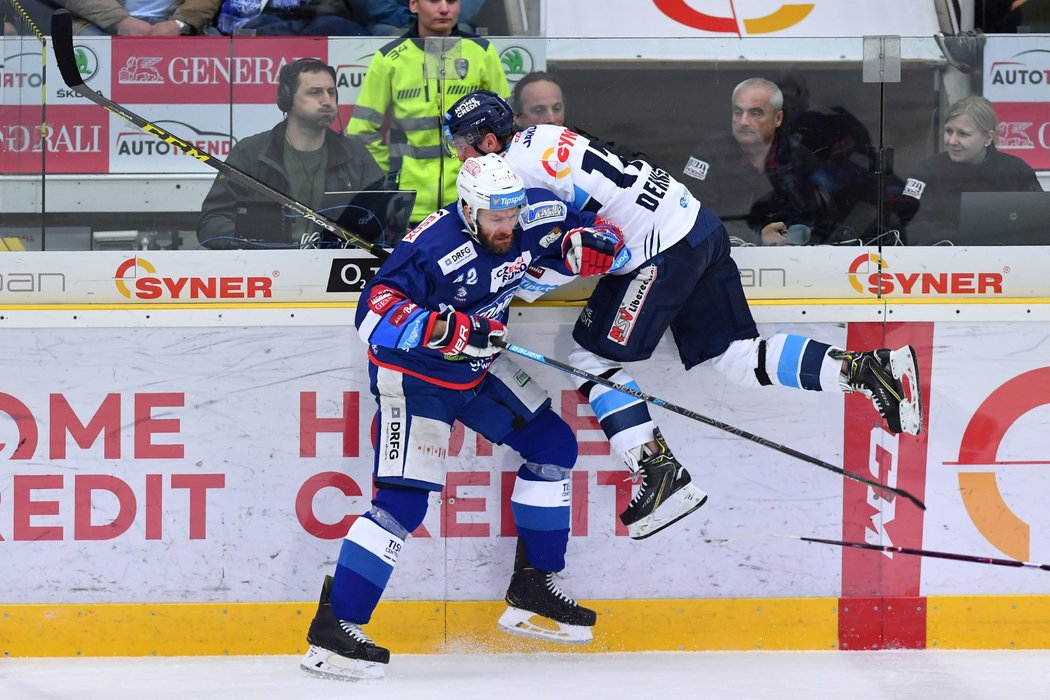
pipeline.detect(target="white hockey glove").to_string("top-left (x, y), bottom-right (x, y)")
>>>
top-left (561, 223), bottom-right (627, 277)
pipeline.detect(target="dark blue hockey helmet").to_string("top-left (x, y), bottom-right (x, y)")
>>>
top-left (443, 90), bottom-right (514, 157)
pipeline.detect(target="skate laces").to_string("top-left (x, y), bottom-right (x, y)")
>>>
top-left (544, 573), bottom-right (577, 606)
top-left (339, 620), bottom-right (376, 646)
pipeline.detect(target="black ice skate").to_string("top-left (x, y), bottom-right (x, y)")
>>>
top-left (833, 346), bottom-right (922, 436)
top-left (620, 428), bottom-right (708, 540)
top-left (499, 567), bottom-right (597, 644)
top-left (300, 575), bottom-right (389, 681)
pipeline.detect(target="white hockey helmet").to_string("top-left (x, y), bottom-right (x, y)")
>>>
top-left (456, 153), bottom-right (527, 241)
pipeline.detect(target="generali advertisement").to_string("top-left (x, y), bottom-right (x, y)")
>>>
top-left (1, 303), bottom-right (1049, 607)
top-left (0, 36), bottom-right (545, 175)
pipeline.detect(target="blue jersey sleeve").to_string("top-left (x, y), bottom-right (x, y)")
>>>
top-left (355, 245), bottom-right (438, 350)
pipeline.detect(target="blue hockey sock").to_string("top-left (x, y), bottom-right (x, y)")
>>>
top-left (330, 513), bottom-right (406, 624)
top-left (510, 465), bottom-right (570, 573)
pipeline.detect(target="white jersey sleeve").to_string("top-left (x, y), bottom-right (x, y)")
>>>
top-left (503, 125), bottom-right (701, 273)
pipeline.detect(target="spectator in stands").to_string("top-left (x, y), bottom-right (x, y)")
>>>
top-left (512, 71), bottom-right (565, 129)
top-left (680, 77), bottom-right (833, 246)
top-left (365, 0), bottom-right (487, 35)
top-left (902, 95), bottom-right (1041, 244)
top-left (215, 0), bottom-right (368, 36)
top-left (511, 71), bottom-right (649, 163)
top-left (197, 58), bottom-right (385, 248)
top-left (348, 0), bottom-right (508, 226)
top-left (58, 0), bottom-right (220, 34)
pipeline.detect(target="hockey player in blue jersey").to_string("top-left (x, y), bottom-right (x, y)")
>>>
top-left (300, 153), bottom-right (627, 681)
top-left (442, 91), bottom-right (923, 541)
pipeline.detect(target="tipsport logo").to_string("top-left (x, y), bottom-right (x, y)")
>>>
top-left (653, 0), bottom-right (815, 36)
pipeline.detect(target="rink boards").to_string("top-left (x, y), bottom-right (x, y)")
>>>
top-left (1, 248), bottom-right (1049, 655)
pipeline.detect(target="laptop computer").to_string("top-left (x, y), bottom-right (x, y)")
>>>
top-left (956, 191), bottom-right (1050, 245)
top-left (315, 190), bottom-right (416, 247)
top-left (234, 200), bottom-right (291, 246)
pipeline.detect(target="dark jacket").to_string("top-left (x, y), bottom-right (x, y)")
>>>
top-left (197, 120), bottom-right (385, 247)
top-left (902, 147), bottom-right (1041, 245)
top-left (680, 131), bottom-right (832, 244)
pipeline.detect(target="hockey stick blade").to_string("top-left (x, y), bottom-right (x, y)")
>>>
top-left (49, 10), bottom-right (390, 260)
top-left (493, 339), bottom-right (925, 511)
top-left (801, 536), bottom-right (1050, 571)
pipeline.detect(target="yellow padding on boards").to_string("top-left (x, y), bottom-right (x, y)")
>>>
top-left (0, 237), bottom-right (27, 251)
top-left (927, 595), bottom-right (1050, 649)
top-left (1, 598), bottom-right (836, 657)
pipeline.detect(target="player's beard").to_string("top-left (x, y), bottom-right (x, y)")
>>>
top-left (477, 227), bottom-right (515, 255)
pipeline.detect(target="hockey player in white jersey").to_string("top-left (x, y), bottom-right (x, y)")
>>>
top-left (443, 91), bottom-right (923, 540)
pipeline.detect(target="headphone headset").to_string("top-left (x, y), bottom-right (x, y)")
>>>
top-left (276, 58), bottom-right (338, 114)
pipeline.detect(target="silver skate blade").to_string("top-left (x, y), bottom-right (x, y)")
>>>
top-left (889, 346), bottom-right (922, 436)
top-left (497, 606), bottom-right (594, 644)
top-left (299, 644), bottom-right (385, 681)
top-left (628, 484), bottom-right (708, 540)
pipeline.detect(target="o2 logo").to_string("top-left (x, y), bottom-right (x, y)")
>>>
top-left (949, 368), bottom-right (1050, 561)
top-left (653, 0), bottom-right (815, 36)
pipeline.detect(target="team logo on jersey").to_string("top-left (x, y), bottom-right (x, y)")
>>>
top-left (608, 264), bottom-right (657, 346)
top-left (538, 227), bottom-right (563, 247)
top-left (439, 242), bottom-right (477, 274)
top-left (903, 178), bottom-right (926, 200)
top-left (455, 286), bottom-right (468, 300)
top-left (474, 287), bottom-right (517, 319)
top-left (521, 201), bottom-right (568, 229)
top-left (683, 156), bottom-right (709, 181)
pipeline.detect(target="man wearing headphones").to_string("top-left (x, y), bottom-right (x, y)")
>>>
top-left (198, 57), bottom-right (385, 248)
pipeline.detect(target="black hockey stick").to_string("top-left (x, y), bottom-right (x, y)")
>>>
top-left (49, 9), bottom-right (390, 260)
top-left (801, 536), bottom-right (1050, 571)
top-left (493, 339), bottom-right (926, 511)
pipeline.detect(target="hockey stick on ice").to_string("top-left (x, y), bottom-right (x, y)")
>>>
top-left (706, 534), bottom-right (1048, 571)
top-left (800, 536), bottom-right (1050, 571)
top-left (49, 9), bottom-right (390, 260)
top-left (492, 338), bottom-right (926, 511)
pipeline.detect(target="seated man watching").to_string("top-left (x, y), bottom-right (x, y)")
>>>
top-left (197, 58), bottom-right (385, 249)
top-left (681, 77), bottom-right (833, 246)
